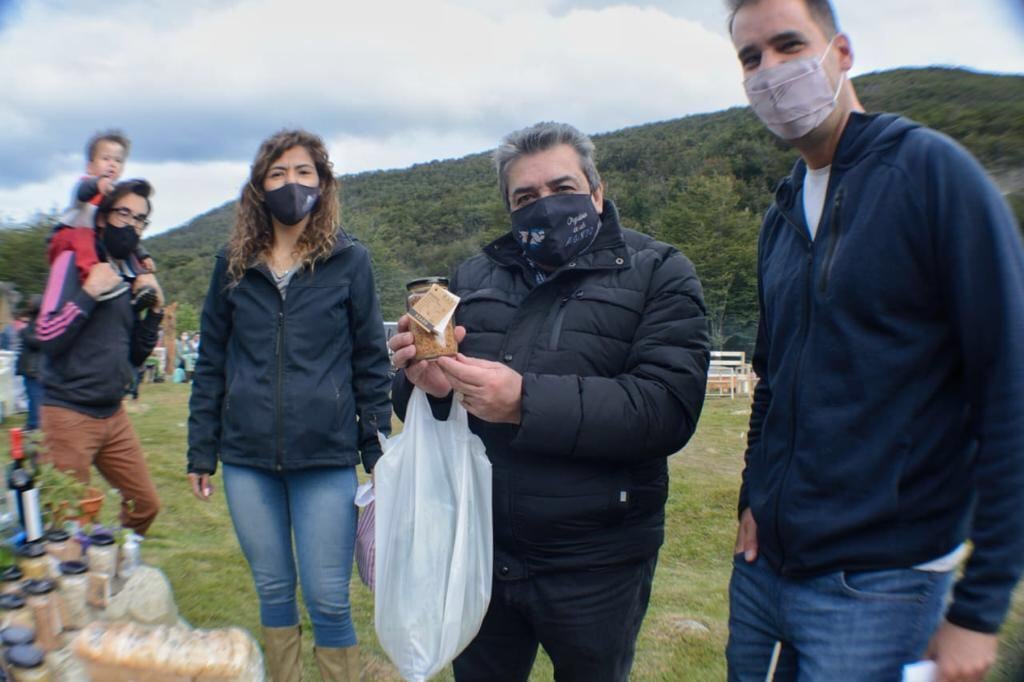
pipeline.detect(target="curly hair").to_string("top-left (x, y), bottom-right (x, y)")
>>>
top-left (226, 129), bottom-right (340, 285)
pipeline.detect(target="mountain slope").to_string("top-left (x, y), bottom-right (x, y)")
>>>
top-left (146, 67), bottom-right (1024, 350)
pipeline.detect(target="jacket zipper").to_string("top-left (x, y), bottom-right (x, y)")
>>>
top-left (817, 188), bottom-right (846, 294)
top-left (547, 295), bottom-right (571, 350)
top-left (773, 209), bottom-right (813, 572)
top-left (275, 307), bottom-right (285, 471)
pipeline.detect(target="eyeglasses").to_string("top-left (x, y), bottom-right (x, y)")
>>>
top-left (109, 207), bottom-right (151, 229)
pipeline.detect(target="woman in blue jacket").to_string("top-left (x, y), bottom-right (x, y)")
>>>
top-left (187, 129), bottom-right (392, 682)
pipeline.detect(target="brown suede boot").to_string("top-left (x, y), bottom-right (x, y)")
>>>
top-left (314, 644), bottom-right (360, 681)
top-left (262, 625), bottom-right (302, 682)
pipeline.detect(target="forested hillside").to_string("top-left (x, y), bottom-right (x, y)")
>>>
top-left (4, 68), bottom-right (1022, 352)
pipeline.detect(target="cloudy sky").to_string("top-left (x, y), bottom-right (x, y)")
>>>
top-left (1, 0), bottom-right (1022, 236)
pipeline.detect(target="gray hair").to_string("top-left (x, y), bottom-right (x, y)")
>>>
top-left (493, 122), bottom-right (602, 212)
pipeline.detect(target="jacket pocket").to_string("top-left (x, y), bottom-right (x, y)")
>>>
top-left (512, 491), bottom-right (620, 544)
top-left (838, 567), bottom-right (941, 603)
top-left (548, 287), bottom-right (644, 353)
top-left (548, 296), bottom-right (571, 350)
top-left (457, 288), bottom-right (521, 338)
top-left (817, 188), bottom-right (846, 294)
top-left (330, 374), bottom-right (343, 431)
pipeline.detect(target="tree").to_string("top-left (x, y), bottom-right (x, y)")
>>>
top-left (658, 174), bottom-right (760, 351)
top-left (174, 302), bottom-right (200, 333)
top-left (0, 213), bottom-right (57, 297)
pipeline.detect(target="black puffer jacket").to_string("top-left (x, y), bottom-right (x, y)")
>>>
top-left (393, 201), bottom-right (709, 577)
top-left (188, 234), bottom-right (393, 476)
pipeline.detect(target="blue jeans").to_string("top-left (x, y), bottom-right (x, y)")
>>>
top-left (22, 377), bottom-right (41, 430)
top-left (727, 554), bottom-right (953, 681)
top-left (222, 463), bottom-right (358, 647)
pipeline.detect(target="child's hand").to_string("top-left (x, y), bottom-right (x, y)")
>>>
top-left (83, 263), bottom-right (124, 299)
top-left (141, 257), bottom-right (156, 273)
top-left (134, 273), bottom-right (166, 310)
top-left (98, 177), bottom-right (114, 195)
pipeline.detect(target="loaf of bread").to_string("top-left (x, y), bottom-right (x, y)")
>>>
top-left (72, 621), bottom-right (261, 680)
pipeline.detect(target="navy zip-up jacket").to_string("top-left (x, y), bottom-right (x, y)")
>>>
top-left (187, 234), bottom-right (393, 476)
top-left (741, 112), bottom-right (1024, 634)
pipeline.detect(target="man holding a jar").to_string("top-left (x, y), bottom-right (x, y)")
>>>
top-left (389, 121), bottom-right (710, 682)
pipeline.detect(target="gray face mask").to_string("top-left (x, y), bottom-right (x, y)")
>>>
top-left (743, 38), bottom-right (844, 140)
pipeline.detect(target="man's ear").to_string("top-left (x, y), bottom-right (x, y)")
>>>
top-left (835, 32), bottom-right (854, 72)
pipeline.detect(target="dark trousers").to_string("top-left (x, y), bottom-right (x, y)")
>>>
top-left (453, 556), bottom-right (657, 682)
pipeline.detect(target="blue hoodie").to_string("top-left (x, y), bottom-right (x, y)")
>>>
top-left (741, 112), bottom-right (1024, 634)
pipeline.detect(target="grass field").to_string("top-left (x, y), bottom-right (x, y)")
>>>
top-left (8, 383), bottom-right (1023, 680)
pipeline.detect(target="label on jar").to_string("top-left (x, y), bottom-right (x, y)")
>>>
top-left (409, 284), bottom-right (460, 338)
top-left (86, 573), bottom-right (111, 609)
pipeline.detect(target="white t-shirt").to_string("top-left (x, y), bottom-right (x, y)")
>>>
top-left (914, 542), bottom-right (969, 572)
top-left (802, 165), bottom-right (832, 241)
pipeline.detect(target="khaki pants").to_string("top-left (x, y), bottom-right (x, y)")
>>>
top-left (41, 405), bottom-right (160, 535)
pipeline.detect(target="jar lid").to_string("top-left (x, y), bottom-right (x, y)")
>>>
top-left (59, 560), bottom-right (88, 576)
top-left (22, 579), bottom-right (55, 596)
top-left (5, 644), bottom-right (44, 669)
top-left (16, 542), bottom-right (45, 558)
top-left (406, 277), bottom-right (449, 291)
top-left (89, 532), bottom-right (115, 546)
top-left (44, 528), bottom-right (70, 543)
top-left (1, 626), bottom-right (36, 647)
top-left (0, 566), bottom-right (22, 582)
top-left (0, 593), bottom-right (25, 610)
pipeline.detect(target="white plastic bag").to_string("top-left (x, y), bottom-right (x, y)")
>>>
top-left (374, 388), bottom-right (493, 681)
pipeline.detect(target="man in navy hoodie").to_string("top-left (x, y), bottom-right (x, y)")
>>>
top-left (725, 1), bottom-right (1024, 680)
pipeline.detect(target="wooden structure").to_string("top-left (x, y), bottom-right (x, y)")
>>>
top-left (706, 351), bottom-right (754, 399)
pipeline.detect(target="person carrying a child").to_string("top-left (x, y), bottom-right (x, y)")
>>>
top-left (36, 178), bottom-right (165, 536)
top-left (48, 129), bottom-right (157, 310)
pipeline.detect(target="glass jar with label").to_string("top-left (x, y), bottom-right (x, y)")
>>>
top-left (0, 566), bottom-right (23, 595)
top-left (87, 533), bottom-right (117, 577)
top-left (42, 529), bottom-right (75, 567)
top-left (406, 277), bottom-right (459, 360)
top-left (0, 593), bottom-right (34, 631)
top-left (57, 561), bottom-right (89, 630)
top-left (22, 580), bottom-right (60, 651)
top-left (16, 544), bottom-right (48, 581)
top-left (5, 644), bottom-right (50, 681)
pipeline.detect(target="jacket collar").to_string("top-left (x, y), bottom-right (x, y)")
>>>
top-left (245, 227), bottom-right (355, 279)
top-left (773, 112), bottom-right (920, 212)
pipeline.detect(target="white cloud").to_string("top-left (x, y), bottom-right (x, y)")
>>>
top-left (0, 0), bottom-right (1020, 236)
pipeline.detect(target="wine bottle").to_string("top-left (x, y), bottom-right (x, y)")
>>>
top-left (6, 429), bottom-right (42, 542)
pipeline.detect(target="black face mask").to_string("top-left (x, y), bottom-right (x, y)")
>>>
top-left (264, 183), bottom-right (320, 226)
top-left (101, 225), bottom-right (140, 260)
top-left (510, 193), bottom-right (602, 268)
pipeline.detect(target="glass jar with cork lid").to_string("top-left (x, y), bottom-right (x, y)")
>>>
top-left (406, 277), bottom-right (459, 361)
top-left (87, 531), bottom-right (118, 577)
top-left (57, 561), bottom-right (89, 630)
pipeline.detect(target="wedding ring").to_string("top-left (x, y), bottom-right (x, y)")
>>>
top-left (454, 391), bottom-right (465, 404)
